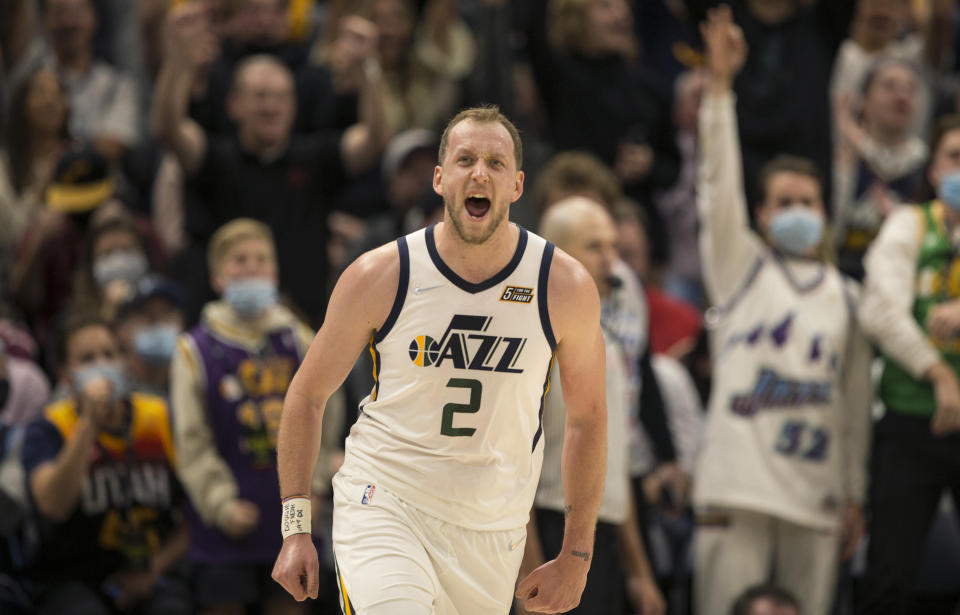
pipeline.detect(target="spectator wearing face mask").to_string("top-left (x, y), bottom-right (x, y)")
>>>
top-left (115, 276), bottom-right (187, 398)
top-left (72, 217), bottom-right (158, 324)
top-left (28, 212), bottom-right (165, 389)
top-left (21, 311), bottom-right (190, 615)
top-left (693, 10), bottom-right (872, 614)
top-left (169, 218), bottom-right (338, 613)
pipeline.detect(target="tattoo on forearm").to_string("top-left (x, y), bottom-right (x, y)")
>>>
top-left (571, 550), bottom-right (590, 562)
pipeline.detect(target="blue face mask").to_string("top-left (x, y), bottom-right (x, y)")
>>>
top-left (769, 207), bottom-right (824, 256)
top-left (72, 361), bottom-right (128, 401)
top-left (224, 278), bottom-right (278, 318)
top-left (133, 325), bottom-right (180, 365)
top-left (939, 171), bottom-right (960, 210)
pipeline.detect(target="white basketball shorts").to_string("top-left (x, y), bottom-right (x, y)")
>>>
top-left (331, 470), bottom-right (527, 615)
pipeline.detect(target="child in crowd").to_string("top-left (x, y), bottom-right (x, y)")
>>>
top-left (170, 218), bottom-right (335, 614)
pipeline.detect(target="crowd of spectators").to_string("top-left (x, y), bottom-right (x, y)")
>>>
top-left (3, 0), bottom-right (960, 614)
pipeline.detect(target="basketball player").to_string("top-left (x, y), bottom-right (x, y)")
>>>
top-left (272, 106), bottom-right (607, 615)
top-left (692, 7), bottom-right (872, 615)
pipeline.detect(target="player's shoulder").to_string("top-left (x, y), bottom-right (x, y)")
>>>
top-left (330, 238), bottom-right (405, 330)
top-left (545, 246), bottom-right (601, 328)
top-left (341, 239), bottom-right (403, 289)
top-left (547, 247), bottom-right (598, 300)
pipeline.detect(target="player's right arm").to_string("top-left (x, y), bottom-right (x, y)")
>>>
top-left (272, 243), bottom-right (400, 601)
top-left (698, 6), bottom-right (764, 305)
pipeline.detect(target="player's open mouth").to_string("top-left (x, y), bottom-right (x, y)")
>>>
top-left (465, 195), bottom-right (491, 220)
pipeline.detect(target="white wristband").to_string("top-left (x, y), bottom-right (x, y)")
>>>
top-left (281, 495), bottom-right (311, 540)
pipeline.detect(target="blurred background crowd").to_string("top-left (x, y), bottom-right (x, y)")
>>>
top-left (2, 0), bottom-right (960, 614)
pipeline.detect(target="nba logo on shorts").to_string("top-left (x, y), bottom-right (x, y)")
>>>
top-left (361, 484), bottom-right (376, 505)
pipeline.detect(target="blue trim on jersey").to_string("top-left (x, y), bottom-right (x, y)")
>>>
top-left (537, 242), bottom-right (557, 351)
top-left (531, 353), bottom-right (556, 452)
top-left (424, 224), bottom-right (528, 293)
top-left (374, 236), bottom-right (410, 344)
top-left (713, 255), bottom-right (764, 318)
top-left (772, 250), bottom-right (827, 295)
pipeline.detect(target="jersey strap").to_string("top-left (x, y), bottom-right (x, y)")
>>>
top-left (537, 241), bottom-right (557, 351)
top-left (374, 236), bottom-right (410, 344)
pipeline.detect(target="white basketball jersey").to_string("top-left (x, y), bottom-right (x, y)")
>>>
top-left (693, 253), bottom-right (856, 530)
top-left (340, 224), bottom-right (556, 531)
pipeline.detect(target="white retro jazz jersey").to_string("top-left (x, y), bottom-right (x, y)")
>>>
top-left (693, 255), bottom-right (865, 530)
top-left (340, 224), bottom-right (557, 531)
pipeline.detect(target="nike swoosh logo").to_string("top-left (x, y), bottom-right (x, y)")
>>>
top-left (508, 538), bottom-right (525, 552)
top-left (412, 284), bottom-right (444, 294)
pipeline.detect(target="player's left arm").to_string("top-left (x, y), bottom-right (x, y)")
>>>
top-left (552, 251), bottom-right (607, 565)
top-left (516, 249), bottom-right (607, 613)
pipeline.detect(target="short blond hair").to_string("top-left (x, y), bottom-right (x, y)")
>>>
top-left (207, 218), bottom-right (276, 275)
top-left (439, 105), bottom-right (523, 169)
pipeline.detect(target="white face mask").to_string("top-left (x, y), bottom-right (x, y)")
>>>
top-left (93, 250), bottom-right (148, 288)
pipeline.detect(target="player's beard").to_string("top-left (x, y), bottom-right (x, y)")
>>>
top-left (444, 193), bottom-right (508, 245)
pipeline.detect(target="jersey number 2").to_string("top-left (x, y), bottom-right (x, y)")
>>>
top-left (441, 378), bottom-right (481, 437)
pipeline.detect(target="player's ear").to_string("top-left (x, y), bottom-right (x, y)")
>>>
top-left (433, 165), bottom-right (443, 196)
top-left (512, 170), bottom-right (524, 203)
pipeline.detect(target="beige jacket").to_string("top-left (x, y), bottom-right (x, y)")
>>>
top-left (169, 301), bottom-right (345, 530)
